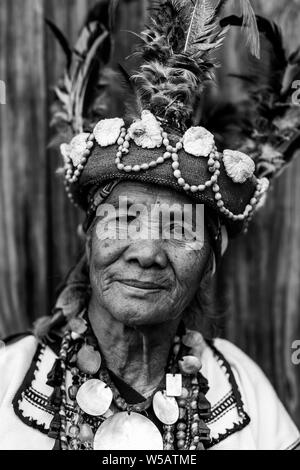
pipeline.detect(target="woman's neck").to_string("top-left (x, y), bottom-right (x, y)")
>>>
top-left (88, 296), bottom-right (181, 397)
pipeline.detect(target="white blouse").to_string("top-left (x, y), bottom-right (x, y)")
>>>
top-left (0, 335), bottom-right (299, 450)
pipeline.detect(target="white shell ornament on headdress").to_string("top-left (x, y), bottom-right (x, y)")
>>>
top-left (93, 412), bottom-right (163, 450)
top-left (223, 149), bottom-right (255, 183)
top-left (93, 117), bottom-right (125, 147)
top-left (182, 127), bottom-right (215, 157)
top-left (60, 133), bottom-right (90, 167)
top-left (128, 110), bottom-right (162, 149)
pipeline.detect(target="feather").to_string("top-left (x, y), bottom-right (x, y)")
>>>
top-left (71, 25), bottom-right (110, 132)
top-left (221, 15), bottom-right (286, 100)
top-left (133, 0), bottom-right (228, 130)
top-left (220, 14), bottom-right (300, 181)
top-left (115, 64), bottom-right (143, 121)
top-left (215, 0), bottom-right (260, 58)
top-left (45, 19), bottom-right (72, 69)
top-left (50, 1), bottom-right (116, 140)
top-left (282, 47), bottom-right (300, 95)
top-left (108, 0), bottom-right (121, 33)
top-left (183, 0), bottom-right (216, 53)
top-left (214, 0), bottom-right (228, 18)
top-left (240, 0), bottom-right (260, 58)
top-left (279, 131), bottom-right (300, 168)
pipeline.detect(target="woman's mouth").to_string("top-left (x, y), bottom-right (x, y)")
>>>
top-left (116, 279), bottom-right (165, 292)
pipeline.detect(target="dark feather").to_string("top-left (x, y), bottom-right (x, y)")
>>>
top-left (279, 131), bottom-right (300, 165)
top-left (222, 15), bottom-right (287, 100)
top-left (213, 0), bottom-right (260, 57)
top-left (221, 15), bottom-right (285, 65)
top-left (115, 64), bottom-right (143, 121)
top-left (214, 0), bottom-right (228, 18)
top-left (282, 47), bottom-right (300, 95)
top-left (45, 19), bottom-right (72, 69)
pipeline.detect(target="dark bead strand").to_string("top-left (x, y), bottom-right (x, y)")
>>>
top-left (189, 380), bottom-right (201, 450)
top-left (196, 372), bottom-right (212, 449)
top-left (68, 362), bottom-right (96, 449)
top-left (175, 419), bottom-right (187, 450)
top-left (163, 424), bottom-right (175, 450)
top-left (183, 401), bottom-right (192, 450)
top-left (58, 331), bottom-right (71, 450)
top-left (175, 391), bottom-right (188, 450)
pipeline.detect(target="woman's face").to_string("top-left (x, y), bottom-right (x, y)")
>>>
top-left (87, 182), bottom-right (211, 326)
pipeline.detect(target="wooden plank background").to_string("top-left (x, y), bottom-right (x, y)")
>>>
top-left (0, 0), bottom-right (299, 429)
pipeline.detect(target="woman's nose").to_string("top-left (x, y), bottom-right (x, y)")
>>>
top-left (123, 240), bottom-right (168, 269)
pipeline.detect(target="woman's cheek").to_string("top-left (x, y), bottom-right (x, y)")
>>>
top-left (91, 238), bottom-right (128, 267)
top-left (169, 245), bottom-right (205, 283)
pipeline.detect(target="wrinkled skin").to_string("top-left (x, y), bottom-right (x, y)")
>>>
top-left (87, 181), bottom-right (211, 326)
top-left (86, 181), bottom-right (212, 395)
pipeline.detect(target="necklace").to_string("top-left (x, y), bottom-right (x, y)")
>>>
top-left (46, 316), bottom-right (212, 451)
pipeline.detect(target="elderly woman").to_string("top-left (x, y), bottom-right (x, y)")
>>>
top-left (0, 0), bottom-right (299, 451)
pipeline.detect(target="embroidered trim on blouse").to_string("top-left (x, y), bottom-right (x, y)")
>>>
top-left (207, 391), bottom-right (236, 423)
top-left (12, 343), bottom-right (49, 435)
top-left (206, 340), bottom-right (251, 448)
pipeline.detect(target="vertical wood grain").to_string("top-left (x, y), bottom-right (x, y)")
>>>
top-left (0, 0), bottom-right (47, 334)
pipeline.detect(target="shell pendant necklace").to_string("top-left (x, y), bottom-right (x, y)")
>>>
top-left (47, 316), bottom-right (212, 450)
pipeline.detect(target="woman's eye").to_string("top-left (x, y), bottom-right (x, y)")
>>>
top-left (167, 223), bottom-right (196, 241)
top-left (168, 223), bottom-right (185, 238)
top-left (169, 223), bottom-right (184, 236)
top-left (116, 214), bottom-right (136, 225)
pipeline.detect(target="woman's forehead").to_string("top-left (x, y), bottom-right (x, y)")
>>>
top-left (105, 181), bottom-right (195, 207)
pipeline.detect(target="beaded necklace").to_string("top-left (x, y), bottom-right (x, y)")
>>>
top-left (47, 316), bottom-right (212, 451)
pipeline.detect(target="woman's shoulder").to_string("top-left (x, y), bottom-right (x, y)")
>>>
top-left (0, 334), bottom-right (39, 401)
top-left (207, 338), bottom-right (300, 450)
top-left (0, 333), bottom-right (38, 361)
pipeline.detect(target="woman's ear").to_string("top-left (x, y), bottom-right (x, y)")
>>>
top-left (185, 251), bottom-right (214, 333)
top-left (202, 249), bottom-right (214, 280)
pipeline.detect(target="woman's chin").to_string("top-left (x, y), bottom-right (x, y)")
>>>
top-left (107, 303), bottom-right (174, 327)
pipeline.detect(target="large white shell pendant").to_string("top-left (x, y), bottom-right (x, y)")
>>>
top-left (93, 412), bottom-right (163, 450)
top-left (76, 379), bottom-right (113, 416)
top-left (153, 390), bottom-right (179, 425)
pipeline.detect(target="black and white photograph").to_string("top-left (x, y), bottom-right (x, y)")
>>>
top-left (0, 0), bottom-right (300, 454)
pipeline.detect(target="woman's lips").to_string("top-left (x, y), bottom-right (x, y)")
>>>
top-left (116, 279), bottom-right (165, 291)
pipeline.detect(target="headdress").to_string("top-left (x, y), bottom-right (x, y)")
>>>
top-left (49, 0), bottom-right (300, 237)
